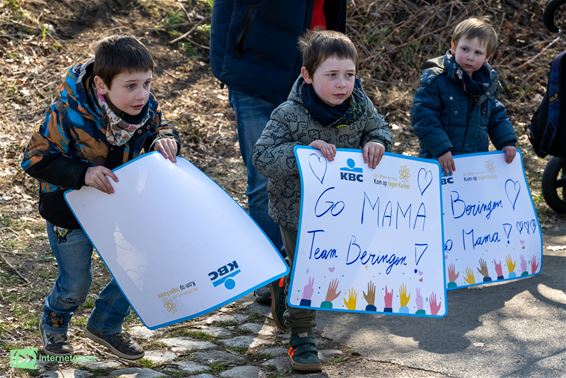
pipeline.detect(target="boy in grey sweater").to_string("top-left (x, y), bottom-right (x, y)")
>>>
top-left (253, 30), bottom-right (392, 372)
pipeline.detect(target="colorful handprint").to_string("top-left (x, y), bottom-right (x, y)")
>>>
top-left (531, 255), bottom-right (539, 274)
top-left (300, 277), bottom-right (315, 306)
top-left (477, 258), bottom-right (492, 282)
top-left (343, 288), bottom-right (358, 310)
top-left (429, 292), bottom-right (442, 315)
top-left (398, 284), bottom-right (410, 313)
top-left (363, 281), bottom-right (377, 312)
top-left (447, 263), bottom-right (459, 288)
top-left (415, 288), bottom-right (425, 315)
top-left (383, 286), bottom-right (393, 312)
top-left (320, 278), bottom-right (341, 309)
top-left (493, 259), bottom-right (504, 280)
top-left (520, 255), bottom-right (529, 277)
top-left (464, 268), bottom-right (476, 285)
top-left (506, 255), bottom-right (517, 278)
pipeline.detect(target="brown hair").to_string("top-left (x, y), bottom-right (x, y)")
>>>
top-left (452, 17), bottom-right (498, 58)
top-left (298, 30), bottom-right (358, 76)
top-left (93, 35), bottom-right (154, 88)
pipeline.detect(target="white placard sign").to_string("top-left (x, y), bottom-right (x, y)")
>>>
top-left (443, 151), bottom-right (543, 289)
top-left (292, 147), bottom-right (447, 317)
top-left (65, 152), bottom-right (288, 329)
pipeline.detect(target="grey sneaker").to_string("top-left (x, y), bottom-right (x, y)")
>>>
top-left (39, 318), bottom-right (73, 356)
top-left (85, 326), bottom-right (144, 360)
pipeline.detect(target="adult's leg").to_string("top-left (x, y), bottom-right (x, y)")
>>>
top-left (228, 89), bottom-right (283, 252)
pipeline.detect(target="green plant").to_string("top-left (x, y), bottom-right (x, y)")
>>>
top-left (136, 358), bottom-right (157, 369)
top-left (179, 41), bottom-right (198, 58)
top-left (196, 24), bottom-right (211, 35)
top-left (208, 361), bottom-right (228, 373)
top-left (176, 329), bottom-right (216, 341)
top-left (197, 0), bottom-right (213, 9)
top-left (163, 10), bottom-right (186, 29)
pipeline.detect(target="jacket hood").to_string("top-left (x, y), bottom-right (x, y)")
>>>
top-left (423, 53), bottom-right (499, 93)
top-left (287, 75), bottom-right (307, 103)
top-left (60, 58), bottom-right (105, 122)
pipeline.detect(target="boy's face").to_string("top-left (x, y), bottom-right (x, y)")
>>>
top-left (301, 56), bottom-right (356, 107)
top-left (451, 36), bottom-right (488, 76)
top-left (94, 70), bottom-right (153, 116)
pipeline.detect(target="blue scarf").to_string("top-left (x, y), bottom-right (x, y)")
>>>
top-left (301, 78), bottom-right (366, 128)
top-left (446, 53), bottom-right (492, 100)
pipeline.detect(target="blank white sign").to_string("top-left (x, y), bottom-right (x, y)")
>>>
top-left (65, 152), bottom-right (288, 329)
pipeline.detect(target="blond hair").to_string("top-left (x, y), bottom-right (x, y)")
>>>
top-left (452, 17), bottom-right (497, 57)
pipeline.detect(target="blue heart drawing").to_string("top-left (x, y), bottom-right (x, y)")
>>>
top-left (417, 168), bottom-right (433, 195)
top-left (308, 153), bottom-right (327, 184)
top-left (505, 179), bottom-right (520, 210)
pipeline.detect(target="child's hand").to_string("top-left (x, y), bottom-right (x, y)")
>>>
top-left (85, 166), bottom-right (118, 194)
top-left (362, 142), bottom-right (385, 169)
top-left (309, 140), bottom-right (336, 161)
top-left (154, 137), bottom-right (178, 163)
top-left (438, 151), bottom-right (455, 175)
top-left (502, 146), bottom-right (516, 164)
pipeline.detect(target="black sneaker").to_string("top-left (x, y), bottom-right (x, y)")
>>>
top-left (288, 332), bottom-right (322, 372)
top-left (39, 319), bottom-right (73, 356)
top-left (270, 277), bottom-right (288, 331)
top-left (253, 284), bottom-right (272, 305)
top-left (85, 326), bottom-right (144, 360)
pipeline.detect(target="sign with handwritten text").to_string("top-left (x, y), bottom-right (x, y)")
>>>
top-left (442, 151), bottom-right (542, 289)
top-left (65, 153), bottom-right (288, 329)
top-left (292, 147), bottom-right (447, 317)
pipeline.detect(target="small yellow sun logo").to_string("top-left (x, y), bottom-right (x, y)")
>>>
top-left (486, 160), bottom-right (495, 173)
top-left (164, 300), bottom-right (177, 313)
top-left (399, 165), bottom-right (410, 182)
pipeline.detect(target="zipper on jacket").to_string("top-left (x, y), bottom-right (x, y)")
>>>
top-left (459, 99), bottom-right (475, 152)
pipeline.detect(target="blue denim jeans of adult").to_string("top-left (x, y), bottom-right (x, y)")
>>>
top-left (41, 222), bottom-right (131, 335)
top-left (228, 88), bottom-right (284, 254)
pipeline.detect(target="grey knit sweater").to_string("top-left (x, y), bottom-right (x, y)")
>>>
top-left (253, 76), bottom-right (393, 231)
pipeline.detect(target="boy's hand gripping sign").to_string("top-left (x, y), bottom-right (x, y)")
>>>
top-left (292, 147), bottom-right (447, 317)
top-left (442, 151), bottom-right (542, 289)
top-left (65, 152), bottom-right (288, 329)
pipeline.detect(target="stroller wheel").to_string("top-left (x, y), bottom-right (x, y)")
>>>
top-left (541, 156), bottom-right (566, 213)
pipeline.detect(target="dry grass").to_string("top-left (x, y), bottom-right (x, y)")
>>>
top-left (1, 0), bottom-right (565, 375)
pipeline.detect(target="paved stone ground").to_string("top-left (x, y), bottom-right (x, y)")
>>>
top-left (31, 296), bottom-right (358, 378)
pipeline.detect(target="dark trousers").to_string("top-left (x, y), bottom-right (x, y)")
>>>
top-left (280, 226), bottom-right (316, 335)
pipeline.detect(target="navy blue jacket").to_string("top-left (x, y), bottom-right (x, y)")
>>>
top-left (210, 0), bottom-right (346, 105)
top-left (411, 53), bottom-right (517, 158)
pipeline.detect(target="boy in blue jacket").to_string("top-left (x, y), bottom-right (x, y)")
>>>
top-left (22, 35), bottom-right (179, 359)
top-left (411, 17), bottom-right (517, 174)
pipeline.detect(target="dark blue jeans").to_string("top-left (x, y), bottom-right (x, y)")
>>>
top-left (229, 89), bottom-right (283, 253)
top-left (41, 222), bottom-right (131, 335)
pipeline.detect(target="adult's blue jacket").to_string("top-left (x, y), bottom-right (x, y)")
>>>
top-left (210, 0), bottom-right (346, 105)
top-left (411, 53), bottom-right (516, 158)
